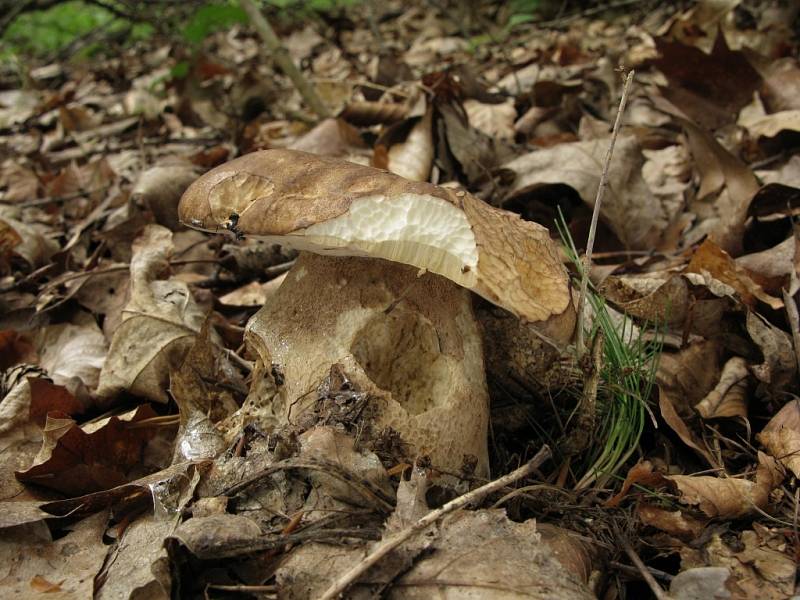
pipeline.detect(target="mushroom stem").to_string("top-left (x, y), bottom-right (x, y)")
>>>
top-left (244, 252), bottom-right (491, 475)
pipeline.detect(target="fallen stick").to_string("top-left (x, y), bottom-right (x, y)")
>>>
top-left (318, 444), bottom-right (553, 600)
top-left (576, 69), bottom-right (635, 358)
top-left (240, 0), bottom-right (330, 119)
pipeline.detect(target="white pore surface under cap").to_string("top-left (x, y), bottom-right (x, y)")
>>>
top-left (277, 193), bottom-right (479, 287)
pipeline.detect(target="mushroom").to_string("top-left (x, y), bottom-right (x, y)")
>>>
top-left (179, 149), bottom-right (573, 476)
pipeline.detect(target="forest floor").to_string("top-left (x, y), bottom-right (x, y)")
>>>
top-left (1, 1), bottom-right (800, 598)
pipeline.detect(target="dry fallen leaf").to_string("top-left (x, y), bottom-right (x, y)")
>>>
top-left (0, 511), bottom-right (109, 600)
top-left (685, 239), bottom-right (782, 309)
top-left (95, 467), bottom-right (199, 600)
top-left (667, 452), bottom-right (784, 519)
top-left (758, 398), bottom-right (800, 478)
top-left (463, 98), bottom-right (516, 141)
top-left (131, 159), bottom-right (199, 231)
top-left (680, 524), bottom-right (796, 600)
top-left (745, 311), bottom-right (796, 390)
top-left (276, 511), bottom-right (596, 599)
top-left (657, 340), bottom-right (723, 467)
top-left (15, 404), bottom-right (161, 496)
top-left (677, 117), bottom-right (760, 255)
top-left (694, 356), bottom-right (749, 422)
top-left (376, 110), bottom-right (434, 182)
top-left (169, 325), bottom-right (235, 463)
top-left (96, 225), bottom-right (210, 403)
top-left (504, 135), bottom-right (672, 249)
top-left (653, 33), bottom-right (762, 130)
top-left (33, 322), bottom-right (107, 395)
top-left (637, 503), bottom-right (707, 540)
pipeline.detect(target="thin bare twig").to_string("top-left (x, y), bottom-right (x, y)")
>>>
top-left (614, 524), bottom-right (671, 600)
top-left (576, 70), bottom-right (635, 358)
top-left (239, 0), bottom-right (330, 119)
top-left (318, 445), bottom-right (552, 600)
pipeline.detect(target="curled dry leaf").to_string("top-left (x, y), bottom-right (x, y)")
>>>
top-left (760, 58), bottom-right (800, 112)
top-left (167, 513), bottom-right (262, 560)
top-left (439, 101), bottom-right (508, 185)
top-left (463, 98), bottom-right (516, 141)
top-left (298, 427), bottom-right (394, 511)
top-left (757, 398), bottom-right (800, 478)
top-left (0, 367), bottom-right (48, 501)
top-left (96, 515), bottom-right (173, 600)
top-left (0, 162), bottom-right (40, 203)
top-left (667, 452), bottom-right (784, 519)
top-left (131, 158), bottom-right (199, 231)
top-left (96, 225), bottom-right (210, 404)
top-left (0, 210), bottom-right (59, 269)
top-left (686, 239), bottom-right (782, 309)
top-left (694, 356), bottom-right (749, 422)
top-left (637, 503), bottom-right (707, 540)
top-left (504, 135), bottom-right (672, 249)
top-left (169, 325), bottom-right (237, 463)
top-left (218, 275), bottom-right (287, 307)
top-left (677, 117), bottom-right (759, 255)
top-left (605, 460), bottom-right (665, 508)
top-left (680, 525), bottom-right (796, 600)
top-left (288, 117), bottom-right (368, 159)
top-left (33, 322), bottom-right (107, 395)
top-left (745, 311), bottom-right (796, 390)
top-left (15, 404), bottom-right (160, 496)
top-left (736, 235), bottom-right (799, 296)
top-left (739, 109), bottom-right (800, 139)
top-left (380, 110), bottom-right (434, 182)
top-left (657, 340), bottom-right (722, 467)
top-left (340, 101), bottom-right (409, 127)
top-left (0, 220), bottom-right (22, 273)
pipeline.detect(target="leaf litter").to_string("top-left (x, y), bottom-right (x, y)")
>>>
top-left (1, 0), bottom-right (799, 598)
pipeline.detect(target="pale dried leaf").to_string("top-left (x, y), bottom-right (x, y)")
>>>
top-left (0, 163), bottom-right (40, 203)
top-left (0, 211), bottom-right (59, 268)
top-left (739, 109), bottom-right (800, 139)
top-left (504, 136), bottom-right (670, 249)
top-left (679, 118), bottom-right (759, 255)
top-left (637, 504), bottom-right (707, 539)
top-left (95, 467), bottom-right (198, 599)
top-left (695, 356), bottom-right (749, 421)
top-left (667, 452), bottom-right (783, 518)
top-left (288, 118), bottom-right (367, 158)
top-left (758, 398), bottom-right (800, 478)
top-left (464, 98), bottom-right (516, 140)
top-left (0, 511), bottom-right (108, 600)
top-left (736, 235), bottom-right (799, 296)
top-left (680, 526), bottom-right (796, 600)
top-left (385, 110), bottom-right (433, 181)
top-left (132, 159), bottom-right (198, 230)
top-left (746, 311), bottom-right (796, 389)
top-left (277, 511), bottom-right (595, 599)
top-left (96, 225), bottom-right (209, 403)
top-left (33, 323), bottom-right (107, 393)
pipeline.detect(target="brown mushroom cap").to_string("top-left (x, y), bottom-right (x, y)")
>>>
top-left (179, 149), bottom-right (570, 323)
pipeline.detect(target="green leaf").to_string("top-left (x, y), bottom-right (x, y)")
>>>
top-left (170, 61), bottom-right (190, 80)
top-left (183, 3), bottom-right (248, 45)
top-left (508, 13), bottom-right (536, 27)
